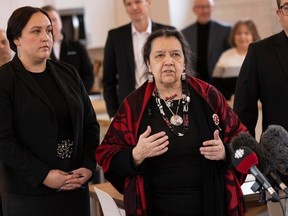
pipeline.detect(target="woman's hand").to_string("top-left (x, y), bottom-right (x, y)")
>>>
top-left (60, 168), bottom-right (92, 191)
top-left (43, 169), bottom-right (71, 189)
top-left (132, 126), bottom-right (169, 166)
top-left (200, 130), bottom-right (226, 161)
top-left (43, 168), bottom-right (92, 191)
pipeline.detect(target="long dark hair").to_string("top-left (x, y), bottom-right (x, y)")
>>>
top-left (6, 6), bottom-right (52, 53)
top-left (143, 29), bottom-right (195, 76)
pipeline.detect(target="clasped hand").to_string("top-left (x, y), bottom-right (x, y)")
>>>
top-left (43, 167), bottom-right (92, 191)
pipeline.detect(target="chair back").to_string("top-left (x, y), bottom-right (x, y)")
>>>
top-left (94, 187), bottom-right (125, 216)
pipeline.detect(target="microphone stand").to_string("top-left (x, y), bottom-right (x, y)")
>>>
top-left (250, 181), bottom-right (286, 215)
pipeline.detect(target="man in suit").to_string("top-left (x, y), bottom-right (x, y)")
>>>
top-left (234, 0), bottom-right (288, 137)
top-left (182, 0), bottom-right (231, 83)
top-left (42, 5), bottom-right (94, 93)
top-left (103, 0), bottom-right (175, 118)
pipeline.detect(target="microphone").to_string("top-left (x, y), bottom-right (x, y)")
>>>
top-left (260, 125), bottom-right (288, 175)
top-left (231, 146), bottom-right (280, 201)
top-left (232, 132), bottom-right (288, 195)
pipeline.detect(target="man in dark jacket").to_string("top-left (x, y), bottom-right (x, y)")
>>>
top-left (102, 0), bottom-right (175, 118)
top-left (182, 0), bottom-right (231, 83)
top-left (42, 5), bottom-right (94, 93)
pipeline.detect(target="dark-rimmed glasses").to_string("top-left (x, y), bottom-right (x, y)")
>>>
top-left (279, 4), bottom-right (288, 16)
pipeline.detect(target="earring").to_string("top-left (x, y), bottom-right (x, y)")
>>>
top-left (148, 72), bottom-right (154, 83)
top-left (17, 47), bottom-right (21, 58)
top-left (181, 70), bottom-right (186, 81)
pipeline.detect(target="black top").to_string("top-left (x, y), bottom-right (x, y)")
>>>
top-left (0, 56), bottom-right (99, 216)
top-left (148, 97), bottom-right (204, 216)
top-left (197, 22), bottom-right (211, 83)
top-left (30, 69), bottom-right (73, 171)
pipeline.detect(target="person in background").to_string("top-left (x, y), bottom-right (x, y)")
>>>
top-left (182, 0), bottom-right (231, 83)
top-left (0, 28), bottom-right (13, 216)
top-left (41, 5), bottom-right (94, 93)
top-left (234, 0), bottom-right (288, 138)
top-left (212, 19), bottom-right (261, 100)
top-left (102, 0), bottom-right (175, 118)
top-left (0, 29), bottom-right (13, 66)
top-left (0, 6), bottom-right (99, 216)
top-left (96, 29), bottom-right (248, 216)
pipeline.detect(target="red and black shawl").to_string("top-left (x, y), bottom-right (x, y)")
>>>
top-left (96, 76), bottom-right (248, 216)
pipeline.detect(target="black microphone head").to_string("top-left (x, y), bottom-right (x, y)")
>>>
top-left (231, 132), bottom-right (256, 151)
top-left (231, 132), bottom-right (267, 169)
top-left (260, 125), bottom-right (288, 175)
top-left (232, 146), bottom-right (258, 174)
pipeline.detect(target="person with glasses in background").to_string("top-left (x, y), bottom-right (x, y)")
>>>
top-left (234, 0), bottom-right (288, 139)
top-left (182, 0), bottom-right (231, 83)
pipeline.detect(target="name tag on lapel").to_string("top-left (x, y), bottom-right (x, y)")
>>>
top-left (67, 51), bottom-right (77, 55)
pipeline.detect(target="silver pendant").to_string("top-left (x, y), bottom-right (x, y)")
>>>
top-left (170, 115), bottom-right (183, 126)
top-left (165, 100), bottom-right (173, 107)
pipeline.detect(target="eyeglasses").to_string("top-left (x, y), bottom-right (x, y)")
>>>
top-left (279, 4), bottom-right (288, 16)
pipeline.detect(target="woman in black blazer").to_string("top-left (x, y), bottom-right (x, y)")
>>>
top-left (0, 6), bottom-right (99, 216)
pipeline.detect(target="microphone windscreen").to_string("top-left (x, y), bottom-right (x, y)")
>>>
top-left (232, 146), bottom-right (259, 174)
top-left (231, 132), bottom-right (259, 152)
top-left (231, 132), bottom-right (267, 170)
top-left (260, 125), bottom-right (288, 175)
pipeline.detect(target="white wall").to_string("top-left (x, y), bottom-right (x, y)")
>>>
top-left (84, 0), bottom-right (116, 49)
top-left (0, 0), bottom-right (283, 48)
top-left (168, 0), bottom-right (194, 30)
top-left (0, 0), bottom-right (45, 30)
top-left (166, 0), bottom-right (282, 38)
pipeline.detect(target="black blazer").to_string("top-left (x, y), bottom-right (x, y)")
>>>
top-left (51, 37), bottom-right (94, 92)
top-left (102, 22), bottom-right (175, 118)
top-left (0, 56), bottom-right (99, 195)
top-left (234, 31), bottom-right (288, 136)
top-left (181, 20), bottom-right (231, 78)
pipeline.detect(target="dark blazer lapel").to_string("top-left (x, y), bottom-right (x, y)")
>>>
top-left (151, 22), bottom-right (160, 31)
top-left (275, 31), bottom-right (288, 82)
top-left (12, 57), bottom-right (54, 112)
top-left (124, 23), bottom-right (135, 77)
top-left (208, 21), bottom-right (216, 58)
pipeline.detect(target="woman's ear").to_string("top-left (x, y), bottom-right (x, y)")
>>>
top-left (146, 61), bottom-right (151, 72)
top-left (14, 38), bottom-right (20, 46)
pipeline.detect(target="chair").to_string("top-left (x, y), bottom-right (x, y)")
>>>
top-left (94, 187), bottom-right (126, 216)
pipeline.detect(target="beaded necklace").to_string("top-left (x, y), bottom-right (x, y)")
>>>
top-left (154, 81), bottom-right (190, 136)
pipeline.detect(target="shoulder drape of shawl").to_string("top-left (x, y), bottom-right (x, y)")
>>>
top-left (96, 76), bottom-right (248, 216)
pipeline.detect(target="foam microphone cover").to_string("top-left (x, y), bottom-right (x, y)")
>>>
top-left (260, 125), bottom-right (288, 175)
top-left (232, 146), bottom-right (258, 174)
top-left (231, 132), bottom-right (267, 169)
top-left (231, 132), bottom-right (256, 152)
